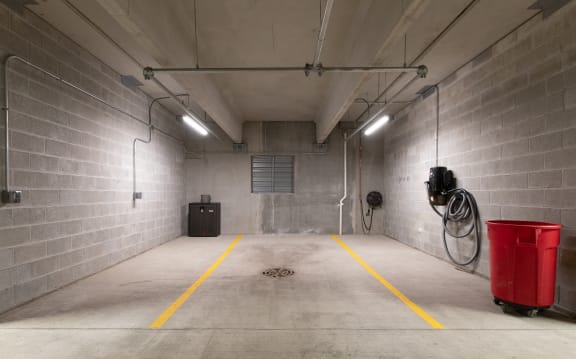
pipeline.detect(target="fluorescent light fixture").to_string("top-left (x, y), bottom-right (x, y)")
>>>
top-left (363, 115), bottom-right (389, 136)
top-left (182, 115), bottom-right (208, 136)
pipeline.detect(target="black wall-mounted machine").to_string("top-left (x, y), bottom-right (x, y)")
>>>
top-left (425, 166), bottom-right (481, 267)
top-left (425, 166), bottom-right (456, 206)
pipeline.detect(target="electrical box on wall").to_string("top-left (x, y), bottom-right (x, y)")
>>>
top-left (2, 190), bottom-right (22, 204)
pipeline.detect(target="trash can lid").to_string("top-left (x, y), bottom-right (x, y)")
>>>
top-left (486, 220), bottom-right (562, 229)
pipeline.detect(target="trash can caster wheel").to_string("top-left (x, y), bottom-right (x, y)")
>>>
top-left (493, 298), bottom-right (503, 306)
top-left (502, 304), bottom-right (515, 314)
top-left (525, 309), bottom-right (538, 317)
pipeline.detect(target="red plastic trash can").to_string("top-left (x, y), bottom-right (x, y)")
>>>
top-left (486, 220), bottom-right (562, 316)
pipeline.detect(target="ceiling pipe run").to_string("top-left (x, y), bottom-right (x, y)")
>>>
top-left (353, 99), bottom-right (413, 105)
top-left (143, 65), bottom-right (428, 78)
top-left (312, 0), bottom-right (335, 68)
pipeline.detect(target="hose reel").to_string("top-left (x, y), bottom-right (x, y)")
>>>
top-left (361, 191), bottom-right (382, 234)
top-left (366, 191), bottom-right (383, 209)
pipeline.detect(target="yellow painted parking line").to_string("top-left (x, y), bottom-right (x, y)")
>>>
top-left (330, 234), bottom-right (444, 329)
top-left (149, 234), bottom-right (243, 329)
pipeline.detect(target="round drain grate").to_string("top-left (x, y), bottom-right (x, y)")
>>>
top-left (262, 268), bottom-right (295, 278)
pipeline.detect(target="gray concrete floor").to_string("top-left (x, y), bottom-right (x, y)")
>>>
top-left (1, 235), bottom-right (575, 358)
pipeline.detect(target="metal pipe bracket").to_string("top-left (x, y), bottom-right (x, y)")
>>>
top-left (417, 65), bottom-right (429, 78)
top-left (143, 67), bottom-right (155, 80)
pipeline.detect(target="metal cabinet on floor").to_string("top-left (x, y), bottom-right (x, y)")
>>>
top-left (188, 203), bottom-right (221, 237)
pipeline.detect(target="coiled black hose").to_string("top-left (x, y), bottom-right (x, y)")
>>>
top-left (430, 188), bottom-right (481, 266)
top-left (359, 197), bottom-right (375, 234)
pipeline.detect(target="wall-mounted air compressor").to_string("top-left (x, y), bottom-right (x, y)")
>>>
top-left (425, 166), bottom-right (456, 206)
top-left (425, 166), bottom-right (481, 267)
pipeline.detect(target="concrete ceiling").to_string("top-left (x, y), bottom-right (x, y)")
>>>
top-left (27, 0), bottom-right (540, 143)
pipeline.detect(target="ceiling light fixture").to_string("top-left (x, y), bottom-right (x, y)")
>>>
top-left (182, 115), bottom-right (208, 136)
top-left (363, 115), bottom-right (390, 136)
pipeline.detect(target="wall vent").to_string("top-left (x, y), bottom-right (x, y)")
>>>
top-left (251, 155), bottom-right (294, 193)
top-left (233, 143), bottom-right (247, 153)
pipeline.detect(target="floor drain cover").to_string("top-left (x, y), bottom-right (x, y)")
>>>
top-left (262, 268), bottom-right (294, 278)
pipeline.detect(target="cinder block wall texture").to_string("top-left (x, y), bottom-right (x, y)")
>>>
top-left (0, 5), bottom-right (186, 313)
top-left (381, 4), bottom-right (576, 313)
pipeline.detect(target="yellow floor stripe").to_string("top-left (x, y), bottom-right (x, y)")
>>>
top-left (330, 234), bottom-right (444, 329)
top-left (149, 234), bottom-right (243, 329)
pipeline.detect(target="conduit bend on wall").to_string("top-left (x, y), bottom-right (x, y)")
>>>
top-left (1, 55), bottom-right (183, 205)
top-left (132, 94), bottom-right (190, 207)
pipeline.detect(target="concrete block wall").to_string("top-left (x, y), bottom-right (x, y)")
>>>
top-left (186, 121), bottom-right (364, 234)
top-left (0, 4), bottom-right (186, 313)
top-left (380, 3), bottom-right (576, 313)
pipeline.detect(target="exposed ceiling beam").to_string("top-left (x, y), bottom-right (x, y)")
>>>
top-left (315, 0), bottom-right (432, 143)
top-left (93, 0), bottom-right (243, 142)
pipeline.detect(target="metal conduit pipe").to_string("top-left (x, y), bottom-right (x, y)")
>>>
top-left (390, 9), bottom-right (543, 130)
top-left (132, 134), bottom-right (152, 207)
top-left (146, 76), bottom-right (222, 141)
top-left (143, 65), bottom-right (428, 77)
top-left (338, 133), bottom-right (348, 235)
top-left (353, 98), bottom-right (372, 125)
top-left (2, 55), bottom-right (183, 204)
top-left (350, 0), bottom-right (480, 128)
top-left (312, 0), bottom-right (335, 68)
top-left (2, 56), bottom-right (183, 143)
top-left (347, 73), bottom-right (420, 140)
top-left (132, 94), bottom-right (188, 207)
top-left (353, 99), bottom-right (413, 105)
